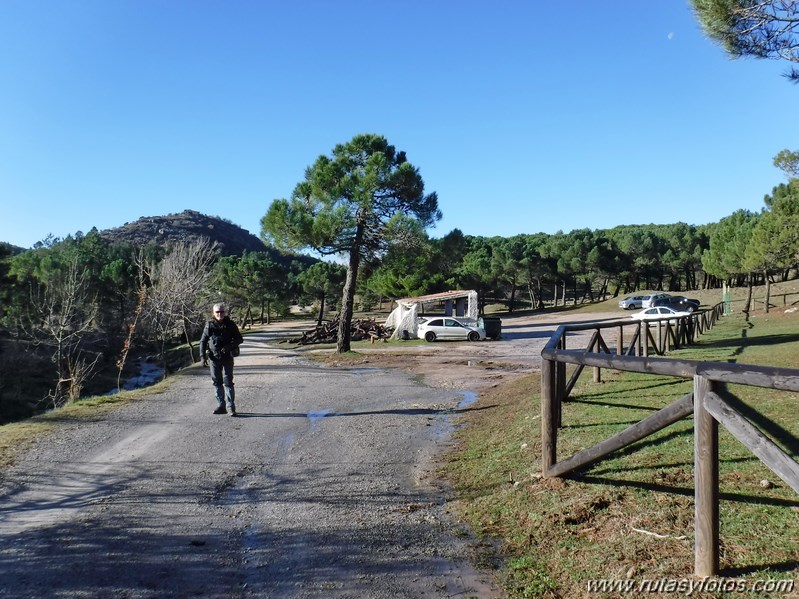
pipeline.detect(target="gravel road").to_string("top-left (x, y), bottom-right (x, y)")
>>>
top-left (0, 321), bottom-right (504, 598)
top-left (0, 311), bottom-right (624, 598)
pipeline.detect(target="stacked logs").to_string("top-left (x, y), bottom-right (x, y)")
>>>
top-left (287, 318), bottom-right (394, 345)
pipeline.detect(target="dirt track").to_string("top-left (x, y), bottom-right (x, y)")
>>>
top-left (310, 310), bottom-right (624, 392)
top-left (0, 310), bottom-right (624, 598)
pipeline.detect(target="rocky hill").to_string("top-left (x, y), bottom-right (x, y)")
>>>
top-left (99, 210), bottom-right (270, 257)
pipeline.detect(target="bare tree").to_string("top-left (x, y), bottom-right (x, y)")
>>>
top-left (28, 254), bottom-right (99, 406)
top-left (116, 253), bottom-right (149, 392)
top-left (142, 238), bottom-right (219, 368)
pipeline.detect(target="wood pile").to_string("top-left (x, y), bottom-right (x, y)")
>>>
top-left (286, 318), bottom-right (394, 345)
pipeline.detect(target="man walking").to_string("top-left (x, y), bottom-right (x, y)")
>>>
top-left (200, 303), bottom-right (243, 416)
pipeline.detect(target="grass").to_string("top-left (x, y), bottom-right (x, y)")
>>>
top-left (441, 306), bottom-right (799, 598)
top-left (3, 288), bottom-right (798, 596)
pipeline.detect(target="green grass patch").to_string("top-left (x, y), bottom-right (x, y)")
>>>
top-left (442, 309), bottom-right (799, 597)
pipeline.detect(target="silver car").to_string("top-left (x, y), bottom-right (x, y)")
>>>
top-left (640, 293), bottom-right (671, 308)
top-left (618, 295), bottom-right (646, 310)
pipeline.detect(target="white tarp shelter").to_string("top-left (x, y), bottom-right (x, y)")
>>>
top-left (384, 290), bottom-right (479, 339)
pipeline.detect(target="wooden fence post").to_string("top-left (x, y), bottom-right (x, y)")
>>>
top-left (541, 358), bottom-right (556, 475)
top-left (556, 336), bottom-right (566, 427)
top-left (694, 375), bottom-right (720, 576)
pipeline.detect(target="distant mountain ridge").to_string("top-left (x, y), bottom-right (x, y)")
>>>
top-left (99, 209), bottom-right (269, 257)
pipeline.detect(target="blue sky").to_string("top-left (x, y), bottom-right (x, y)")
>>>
top-left (1, 1), bottom-right (797, 249)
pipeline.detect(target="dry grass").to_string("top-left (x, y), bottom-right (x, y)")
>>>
top-left (442, 306), bottom-right (799, 598)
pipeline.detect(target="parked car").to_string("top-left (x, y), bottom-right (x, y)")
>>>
top-left (651, 295), bottom-right (701, 312)
top-left (631, 306), bottom-right (692, 321)
top-left (417, 316), bottom-right (486, 342)
top-left (618, 295), bottom-right (647, 310)
top-left (640, 293), bottom-right (671, 308)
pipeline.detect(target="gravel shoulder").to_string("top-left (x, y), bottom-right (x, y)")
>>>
top-left (310, 310), bottom-right (624, 392)
top-left (0, 311), bottom-right (624, 598)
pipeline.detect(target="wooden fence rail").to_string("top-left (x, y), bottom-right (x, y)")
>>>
top-left (540, 303), bottom-right (799, 576)
top-left (731, 290), bottom-right (799, 313)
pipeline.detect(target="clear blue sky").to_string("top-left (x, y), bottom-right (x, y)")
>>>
top-left (1, 1), bottom-right (797, 249)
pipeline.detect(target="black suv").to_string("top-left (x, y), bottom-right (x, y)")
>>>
top-left (651, 296), bottom-right (701, 312)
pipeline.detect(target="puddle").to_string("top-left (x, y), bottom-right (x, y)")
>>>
top-left (274, 433), bottom-right (295, 464)
top-left (457, 391), bottom-right (478, 408)
top-left (307, 408), bottom-right (334, 430)
top-left (349, 367), bottom-right (384, 375)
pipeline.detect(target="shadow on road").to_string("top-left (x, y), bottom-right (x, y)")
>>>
top-left (234, 404), bottom-right (497, 419)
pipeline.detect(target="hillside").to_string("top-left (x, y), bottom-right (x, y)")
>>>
top-left (99, 209), bottom-right (269, 257)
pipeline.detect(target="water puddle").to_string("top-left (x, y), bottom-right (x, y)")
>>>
top-left (457, 390), bottom-right (478, 409)
top-left (349, 367), bottom-right (383, 375)
top-left (307, 408), bottom-right (334, 430)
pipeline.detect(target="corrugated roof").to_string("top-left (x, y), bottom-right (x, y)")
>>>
top-left (395, 290), bottom-right (475, 304)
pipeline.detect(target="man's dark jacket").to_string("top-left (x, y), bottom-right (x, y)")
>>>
top-left (200, 317), bottom-right (243, 361)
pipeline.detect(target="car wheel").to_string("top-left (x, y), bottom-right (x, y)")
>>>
top-left (468, 331), bottom-right (480, 342)
top-left (424, 331), bottom-right (436, 342)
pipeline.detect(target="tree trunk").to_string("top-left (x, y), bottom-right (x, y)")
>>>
top-left (584, 278), bottom-right (595, 302)
top-left (337, 222), bottom-right (364, 353)
top-left (317, 293), bottom-right (326, 327)
top-left (743, 277), bottom-right (753, 322)
top-left (765, 273), bottom-right (771, 314)
top-left (183, 318), bottom-right (195, 363)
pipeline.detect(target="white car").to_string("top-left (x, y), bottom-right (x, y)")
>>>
top-left (631, 306), bottom-right (692, 321)
top-left (417, 317), bottom-right (486, 342)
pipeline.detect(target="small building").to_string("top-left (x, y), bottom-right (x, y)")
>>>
top-left (384, 290), bottom-right (479, 339)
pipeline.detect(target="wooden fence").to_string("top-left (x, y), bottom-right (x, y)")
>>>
top-left (540, 304), bottom-right (799, 576)
top-left (738, 290), bottom-right (799, 313)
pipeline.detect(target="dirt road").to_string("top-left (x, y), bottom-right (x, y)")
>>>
top-left (0, 311), bottom-right (623, 598)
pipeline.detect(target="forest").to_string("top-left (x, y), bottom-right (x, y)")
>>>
top-left (1, 154), bottom-right (798, 424)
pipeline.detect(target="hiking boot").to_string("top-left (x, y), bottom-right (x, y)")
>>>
top-left (213, 407), bottom-right (227, 415)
